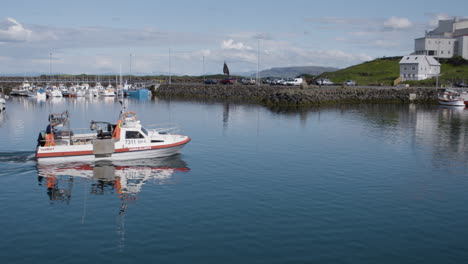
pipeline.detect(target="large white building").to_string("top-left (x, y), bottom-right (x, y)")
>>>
top-left (414, 17), bottom-right (468, 59)
top-left (399, 55), bottom-right (440, 81)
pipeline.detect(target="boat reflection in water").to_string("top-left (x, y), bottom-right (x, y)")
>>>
top-left (37, 154), bottom-right (189, 203)
top-left (36, 155), bottom-right (189, 249)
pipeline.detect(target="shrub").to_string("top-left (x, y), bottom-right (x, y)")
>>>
top-left (446, 56), bottom-right (468, 66)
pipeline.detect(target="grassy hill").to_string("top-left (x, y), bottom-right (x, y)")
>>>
top-left (316, 56), bottom-right (468, 86)
top-left (316, 57), bottom-right (401, 86)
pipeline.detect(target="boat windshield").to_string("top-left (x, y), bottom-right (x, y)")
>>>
top-left (141, 127), bottom-right (148, 136)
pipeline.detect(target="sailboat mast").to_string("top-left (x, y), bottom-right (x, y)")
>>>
top-left (129, 54), bottom-right (132, 83)
top-left (49, 52), bottom-right (52, 83)
top-left (169, 48), bottom-right (172, 86)
top-left (257, 39), bottom-right (260, 86)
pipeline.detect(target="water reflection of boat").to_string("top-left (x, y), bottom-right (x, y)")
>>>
top-left (36, 155), bottom-right (189, 248)
top-left (37, 155), bottom-right (190, 202)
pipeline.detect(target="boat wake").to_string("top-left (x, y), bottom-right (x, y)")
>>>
top-left (0, 151), bottom-right (36, 164)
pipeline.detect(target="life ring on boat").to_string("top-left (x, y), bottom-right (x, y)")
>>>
top-left (121, 111), bottom-right (138, 120)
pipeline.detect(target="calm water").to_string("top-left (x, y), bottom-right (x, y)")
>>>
top-left (1, 96), bottom-right (468, 263)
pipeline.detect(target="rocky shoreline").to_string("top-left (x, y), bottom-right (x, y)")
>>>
top-left (155, 84), bottom-right (439, 106)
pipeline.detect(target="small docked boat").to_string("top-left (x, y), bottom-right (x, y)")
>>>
top-left (10, 81), bottom-right (31, 96)
top-left (68, 85), bottom-right (86, 97)
top-left (0, 97), bottom-right (5, 112)
top-left (36, 107), bottom-right (190, 162)
top-left (36, 87), bottom-right (47, 100)
top-left (438, 89), bottom-right (466, 107)
top-left (99, 84), bottom-right (116, 97)
top-left (47, 86), bottom-right (63, 97)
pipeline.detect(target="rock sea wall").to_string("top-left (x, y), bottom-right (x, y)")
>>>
top-left (155, 84), bottom-right (439, 105)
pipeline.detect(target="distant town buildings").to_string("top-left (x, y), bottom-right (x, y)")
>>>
top-left (414, 17), bottom-right (468, 59)
top-left (399, 17), bottom-right (467, 82)
top-left (399, 55), bottom-right (440, 81)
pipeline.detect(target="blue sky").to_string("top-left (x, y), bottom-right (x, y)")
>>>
top-left (0, 0), bottom-right (467, 75)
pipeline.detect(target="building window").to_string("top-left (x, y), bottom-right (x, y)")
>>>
top-left (412, 66), bottom-right (415, 70)
top-left (441, 51), bottom-right (444, 54)
top-left (404, 67), bottom-right (407, 70)
top-left (448, 51), bottom-right (451, 54)
top-left (413, 74), bottom-right (415, 78)
top-left (428, 40), bottom-right (431, 44)
top-left (449, 41), bottom-right (451, 44)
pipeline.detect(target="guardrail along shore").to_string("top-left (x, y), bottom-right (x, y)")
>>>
top-left (155, 84), bottom-right (439, 105)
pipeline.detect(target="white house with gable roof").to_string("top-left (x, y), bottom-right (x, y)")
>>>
top-left (399, 55), bottom-right (440, 81)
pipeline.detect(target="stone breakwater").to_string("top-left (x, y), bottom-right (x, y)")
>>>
top-left (155, 84), bottom-right (439, 105)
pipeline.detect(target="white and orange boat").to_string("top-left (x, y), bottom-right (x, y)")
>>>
top-left (438, 89), bottom-right (466, 107)
top-left (36, 109), bottom-right (190, 162)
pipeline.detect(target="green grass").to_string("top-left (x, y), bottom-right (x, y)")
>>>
top-left (316, 57), bottom-right (401, 86)
top-left (316, 56), bottom-right (468, 86)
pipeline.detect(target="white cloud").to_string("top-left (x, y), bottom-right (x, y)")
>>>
top-left (0, 18), bottom-right (381, 75)
top-left (427, 13), bottom-right (452, 27)
top-left (222, 39), bottom-right (252, 50)
top-left (383, 17), bottom-right (412, 30)
top-left (0, 17), bottom-right (33, 42)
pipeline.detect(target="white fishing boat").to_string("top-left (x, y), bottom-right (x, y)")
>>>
top-left (36, 107), bottom-right (191, 162)
top-left (10, 81), bottom-right (31, 96)
top-left (68, 85), bottom-right (86, 97)
top-left (86, 85), bottom-right (99, 97)
top-left (81, 83), bottom-right (90, 90)
top-left (0, 96), bottom-right (5, 112)
top-left (47, 86), bottom-right (63, 97)
top-left (438, 89), bottom-right (466, 107)
top-left (36, 87), bottom-right (47, 100)
top-left (60, 84), bottom-right (69, 96)
top-left (99, 84), bottom-right (116, 97)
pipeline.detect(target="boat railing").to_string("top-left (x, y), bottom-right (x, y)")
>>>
top-left (38, 128), bottom-right (97, 146)
top-left (146, 123), bottom-right (181, 134)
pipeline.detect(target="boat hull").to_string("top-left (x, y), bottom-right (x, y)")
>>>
top-left (438, 99), bottom-right (465, 106)
top-left (36, 137), bottom-right (190, 164)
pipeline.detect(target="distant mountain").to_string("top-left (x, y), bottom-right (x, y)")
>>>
top-left (252, 66), bottom-right (339, 78)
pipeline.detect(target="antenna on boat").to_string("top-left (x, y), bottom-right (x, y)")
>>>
top-left (118, 99), bottom-right (126, 119)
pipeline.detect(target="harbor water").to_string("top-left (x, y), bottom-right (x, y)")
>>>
top-left (1, 97), bottom-right (468, 263)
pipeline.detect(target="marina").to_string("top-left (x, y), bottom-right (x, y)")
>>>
top-left (1, 1), bottom-right (468, 263)
top-left (7, 80), bottom-right (155, 99)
